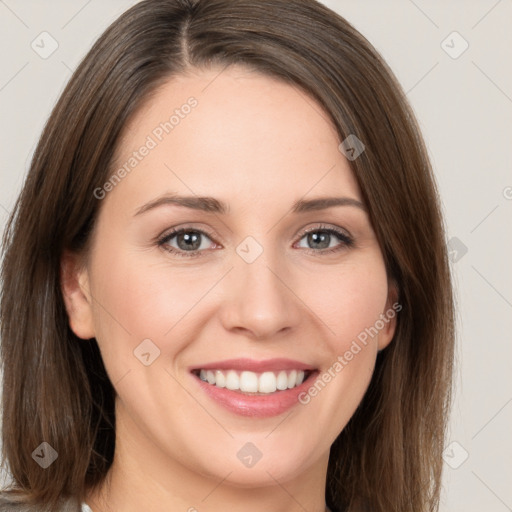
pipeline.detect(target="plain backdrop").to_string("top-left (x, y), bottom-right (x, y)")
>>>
top-left (0, 1), bottom-right (511, 511)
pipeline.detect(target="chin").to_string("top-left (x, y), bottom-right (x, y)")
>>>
top-left (194, 447), bottom-right (314, 488)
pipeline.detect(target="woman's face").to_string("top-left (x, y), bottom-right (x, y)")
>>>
top-left (66, 65), bottom-right (397, 488)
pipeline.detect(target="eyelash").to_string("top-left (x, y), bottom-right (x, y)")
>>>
top-left (157, 224), bottom-right (354, 259)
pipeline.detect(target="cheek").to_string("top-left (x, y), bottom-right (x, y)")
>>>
top-left (308, 256), bottom-right (389, 352)
top-left (294, 256), bottom-right (389, 435)
top-left (87, 240), bottom-right (215, 371)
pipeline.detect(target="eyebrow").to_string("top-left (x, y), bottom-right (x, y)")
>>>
top-left (134, 194), bottom-right (367, 217)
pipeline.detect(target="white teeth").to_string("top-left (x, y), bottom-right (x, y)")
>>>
top-left (239, 371), bottom-right (259, 392)
top-left (287, 370), bottom-right (297, 389)
top-left (276, 371), bottom-right (288, 390)
top-left (215, 370), bottom-right (226, 388)
top-left (258, 372), bottom-right (277, 393)
top-left (197, 369), bottom-right (309, 393)
top-left (225, 370), bottom-right (239, 390)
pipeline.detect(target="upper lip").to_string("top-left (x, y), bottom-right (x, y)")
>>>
top-left (189, 358), bottom-right (316, 373)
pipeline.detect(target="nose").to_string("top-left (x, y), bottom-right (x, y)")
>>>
top-left (218, 250), bottom-right (303, 340)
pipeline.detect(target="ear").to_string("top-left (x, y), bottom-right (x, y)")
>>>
top-left (377, 278), bottom-right (400, 351)
top-left (60, 249), bottom-right (95, 340)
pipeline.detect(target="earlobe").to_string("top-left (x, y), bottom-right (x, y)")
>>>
top-left (60, 250), bottom-right (96, 340)
top-left (377, 279), bottom-right (400, 351)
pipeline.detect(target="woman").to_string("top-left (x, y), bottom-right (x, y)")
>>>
top-left (0, 0), bottom-right (455, 511)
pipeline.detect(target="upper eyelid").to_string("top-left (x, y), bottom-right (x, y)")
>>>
top-left (299, 224), bottom-right (352, 238)
top-left (158, 225), bottom-right (218, 244)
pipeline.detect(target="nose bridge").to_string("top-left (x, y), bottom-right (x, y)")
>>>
top-left (219, 238), bottom-right (302, 339)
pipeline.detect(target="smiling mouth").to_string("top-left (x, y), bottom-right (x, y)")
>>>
top-left (191, 368), bottom-right (316, 395)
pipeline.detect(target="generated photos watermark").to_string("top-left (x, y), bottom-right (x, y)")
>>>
top-left (93, 97), bottom-right (198, 200)
top-left (298, 301), bottom-right (402, 405)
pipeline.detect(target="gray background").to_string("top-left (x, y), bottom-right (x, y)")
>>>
top-left (1, 1), bottom-right (511, 510)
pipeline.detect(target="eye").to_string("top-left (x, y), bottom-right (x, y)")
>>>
top-left (295, 225), bottom-right (354, 254)
top-left (157, 224), bottom-right (354, 259)
top-left (158, 228), bottom-right (218, 258)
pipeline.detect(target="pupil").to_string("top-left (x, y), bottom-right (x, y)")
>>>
top-left (178, 232), bottom-right (201, 251)
top-left (309, 232), bottom-right (330, 249)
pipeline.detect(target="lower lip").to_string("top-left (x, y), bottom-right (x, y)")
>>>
top-left (192, 372), bottom-right (318, 418)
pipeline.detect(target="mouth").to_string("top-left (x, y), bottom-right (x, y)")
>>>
top-left (188, 358), bottom-right (318, 417)
top-left (191, 368), bottom-right (315, 395)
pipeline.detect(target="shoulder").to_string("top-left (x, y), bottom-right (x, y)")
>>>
top-left (0, 493), bottom-right (81, 512)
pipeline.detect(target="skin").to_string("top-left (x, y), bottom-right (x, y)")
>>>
top-left (61, 65), bottom-right (397, 512)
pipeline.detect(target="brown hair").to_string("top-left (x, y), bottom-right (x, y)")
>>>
top-left (0, 0), bottom-right (455, 510)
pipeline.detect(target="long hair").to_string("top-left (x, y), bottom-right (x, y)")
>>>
top-left (0, 1), bottom-right (455, 510)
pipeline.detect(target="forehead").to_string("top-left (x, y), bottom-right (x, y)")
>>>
top-left (106, 65), bottom-right (361, 214)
